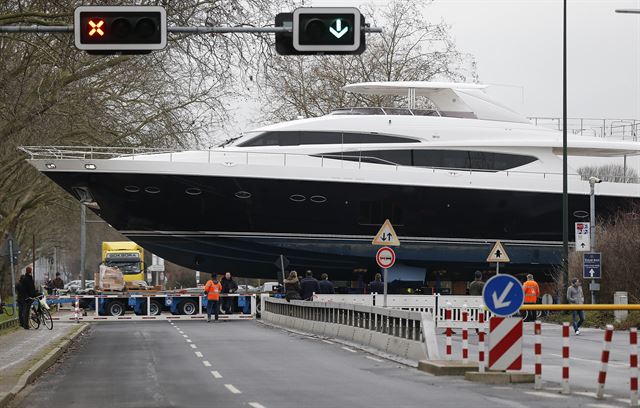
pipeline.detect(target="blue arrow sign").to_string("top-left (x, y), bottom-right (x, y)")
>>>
top-left (583, 252), bottom-right (601, 279)
top-left (482, 274), bottom-right (524, 317)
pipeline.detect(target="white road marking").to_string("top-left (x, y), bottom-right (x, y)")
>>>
top-left (341, 346), bottom-right (356, 353)
top-left (322, 340), bottom-right (334, 344)
top-left (249, 403), bottom-right (266, 408)
top-left (522, 391), bottom-right (567, 399)
top-left (178, 331), bottom-right (184, 334)
top-left (195, 351), bottom-right (203, 358)
top-left (190, 344), bottom-right (197, 349)
top-left (224, 384), bottom-right (242, 394)
top-left (586, 404), bottom-right (620, 408)
top-left (365, 356), bottom-right (383, 362)
top-left (549, 354), bottom-right (627, 368)
top-left (492, 386), bottom-right (512, 390)
top-left (203, 361), bottom-right (212, 367)
top-left (186, 339), bottom-right (192, 343)
top-left (211, 370), bottom-right (222, 379)
top-left (183, 335), bottom-right (188, 338)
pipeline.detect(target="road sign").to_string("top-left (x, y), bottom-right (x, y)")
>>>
top-left (482, 274), bottom-right (524, 317)
top-left (575, 222), bottom-right (591, 252)
top-left (375, 246), bottom-right (396, 269)
top-left (487, 241), bottom-right (510, 263)
top-left (293, 7), bottom-right (361, 52)
top-left (489, 317), bottom-right (523, 370)
top-left (74, 6), bottom-right (167, 53)
top-left (372, 219), bottom-right (400, 246)
top-left (583, 252), bottom-right (602, 279)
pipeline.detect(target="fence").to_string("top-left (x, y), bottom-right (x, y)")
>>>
top-left (262, 297), bottom-right (431, 361)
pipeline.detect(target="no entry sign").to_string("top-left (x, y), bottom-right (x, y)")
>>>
top-left (376, 246), bottom-right (396, 269)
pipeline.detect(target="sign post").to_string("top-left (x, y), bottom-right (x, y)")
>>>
top-left (575, 222), bottom-right (591, 252)
top-left (372, 219), bottom-right (400, 308)
top-left (486, 241), bottom-right (510, 275)
top-left (583, 252), bottom-right (601, 304)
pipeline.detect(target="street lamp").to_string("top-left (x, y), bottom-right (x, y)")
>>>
top-left (588, 176), bottom-right (602, 304)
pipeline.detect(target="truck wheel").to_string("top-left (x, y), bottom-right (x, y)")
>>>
top-left (107, 301), bottom-right (126, 316)
top-left (149, 300), bottom-right (162, 316)
top-left (180, 300), bottom-right (197, 315)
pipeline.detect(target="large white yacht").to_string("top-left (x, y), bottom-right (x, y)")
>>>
top-left (23, 82), bottom-right (640, 281)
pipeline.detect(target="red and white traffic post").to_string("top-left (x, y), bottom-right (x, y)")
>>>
top-left (461, 304), bottom-right (469, 364)
top-left (596, 324), bottom-right (614, 399)
top-left (445, 301), bottom-right (452, 361)
top-left (488, 317), bottom-right (523, 371)
top-left (478, 312), bottom-right (486, 373)
top-left (562, 322), bottom-right (570, 394)
top-left (534, 320), bottom-right (542, 390)
top-left (631, 327), bottom-right (638, 407)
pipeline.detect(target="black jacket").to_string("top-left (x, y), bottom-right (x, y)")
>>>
top-left (317, 280), bottom-right (335, 294)
top-left (17, 274), bottom-right (37, 301)
top-left (220, 277), bottom-right (238, 294)
top-left (284, 279), bottom-right (301, 301)
top-left (299, 277), bottom-right (320, 300)
top-left (368, 280), bottom-right (384, 294)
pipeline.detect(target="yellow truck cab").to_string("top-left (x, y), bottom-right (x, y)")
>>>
top-left (101, 241), bottom-right (145, 282)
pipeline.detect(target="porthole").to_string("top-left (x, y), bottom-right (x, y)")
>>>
top-left (290, 194), bottom-right (306, 202)
top-left (310, 195), bottom-right (327, 203)
top-left (124, 186), bottom-right (140, 193)
top-left (145, 186), bottom-right (161, 194)
top-left (235, 191), bottom-right (251, 199)
top-left (185, 187), bottom-right (202, 196)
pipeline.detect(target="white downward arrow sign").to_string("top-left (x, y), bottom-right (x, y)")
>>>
top-left (329, 19), bottom-right (349, 38)
top-left (492, 281), bottom-right (514, 309)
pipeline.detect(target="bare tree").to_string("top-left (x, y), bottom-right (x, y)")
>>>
top-left (260, 0), bottom-right (476, 121)
top-left (577, 164), bottom-right (639, 183)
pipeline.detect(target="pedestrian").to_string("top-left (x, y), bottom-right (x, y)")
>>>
top-left (299, 270), bottom-right (320, 300)
top-left (204, 273), bottom-right (222, 322)
top-left (468, 270), bottom-right (484, 296)
top-left (16, 266), bottom-right (37, 329)
top-left (522, 274), bottom-right (540, 322)
top-left (220, 272), bottom-right (238, 314)
top-left (368, 273), bottom-right (384, 294)
top-left (318, 273), bottom-right (335, 294)
top-left (567, 278), bottom-right (585, 335)
top-left (284, 271), bottom-right (301, 302)
top-left (52, 272), bottom-right (64, 291)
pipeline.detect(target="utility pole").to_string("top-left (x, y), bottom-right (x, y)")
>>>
top-left (562, 0), bottom-right (569, 300)
top-left (80, 203), bottom-right (86, 289)
top-left (589, 176), bottom-right (602, 304)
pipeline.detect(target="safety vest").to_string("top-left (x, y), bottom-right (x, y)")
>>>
top-left (523, 280), bottom-right (540, 303)
top-left (204, 280), bottom-right (222, 301)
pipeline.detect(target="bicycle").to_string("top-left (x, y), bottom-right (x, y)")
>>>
top-left (0, 295), bottom-right (15, 316)
top-left (27, 294), bottom-right (53, 330)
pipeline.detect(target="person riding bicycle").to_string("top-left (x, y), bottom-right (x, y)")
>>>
top-left (16, 266), bottom-right (38, 329)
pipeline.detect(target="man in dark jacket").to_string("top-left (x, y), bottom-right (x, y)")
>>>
top-left (16, 266), bottom-right (37, 329)
top-left (220, 272), bottom-right (238, 314)
top-left (299, 270), bottom-right (320, 300)
top-left (317, 273), bottom-right (335, 294)
top-left (368, 273), bottom-right (384, 294)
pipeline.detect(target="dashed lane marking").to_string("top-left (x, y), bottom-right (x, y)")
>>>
top-left (365, 356), bottom-right (383, 362)
top-left (203, 361), bottom-right (212, 367)
top-left (224, 384), bottom-right (242, 394)
top-left (341, 346), bottom-right (356, 353)
top-left (183, 335), bottom-right (188, 338)
top-left (211, 371), bottom-right (222, 379)
top-left (195, 351), bottom-right (203, 358)
top-left (190, 344), bottom-right (197, 349)
top-left (322, 340), bottom-right (334, 345)
top-left (249, 403), bottom-right (266, 408)
top-left (178, 330), bottom-right (184, 334)
top-left (186, 339), bottom-right (192, 343)
top-left (549, 354), bottom-right (627, 368)
top-left (522, 391), bottom-right (567, 399)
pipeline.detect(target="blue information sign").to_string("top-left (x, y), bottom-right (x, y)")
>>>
top-left (583, 252), bottom-right (602, 279)
top-left (482, 274), bottom-right (524, 317)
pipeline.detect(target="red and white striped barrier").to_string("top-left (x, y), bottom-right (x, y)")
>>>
top-left (488, 317), bottom-right (522, 371)
top-left (445, 302), bottom-right (452, 360)
top-left (631, 328), bottom-right (638, 407)
top-left (534, 320), bottom-right (542, 390)
top-left (74, 296), bottom-right (79, 323)
top-left (478, 312), bottom-right (485, 373)
top-left (562, 322), bottom-right (570, 394)
top-left (462, 306), bottom-right (469, 363)
top-left (596, 324), bottom-right (614, 399)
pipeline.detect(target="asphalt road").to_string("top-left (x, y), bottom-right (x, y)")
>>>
top-left (12, 320), bottom-right (632, 408)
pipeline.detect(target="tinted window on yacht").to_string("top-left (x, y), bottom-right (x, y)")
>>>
top-left (358, 200), bottom-right (404, 226)
top-left (237, 131), bottom-right (418, 146)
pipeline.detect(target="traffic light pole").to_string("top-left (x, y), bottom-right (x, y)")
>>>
top-left (0, 25), bottom-right (382, 34)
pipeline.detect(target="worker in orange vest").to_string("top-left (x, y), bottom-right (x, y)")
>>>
top-left (204, 273), bottom-right (223, 322)
top-left (522, 274), bottom-right (540, 322)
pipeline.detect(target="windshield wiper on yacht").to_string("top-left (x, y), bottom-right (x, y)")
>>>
top-left (218, 136), bottom-right (243, 148)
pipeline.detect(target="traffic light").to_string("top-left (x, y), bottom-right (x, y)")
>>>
top-left (74, 6), bottom-right (166, 53)
top-left (276, 7), bottom-right (365, 55)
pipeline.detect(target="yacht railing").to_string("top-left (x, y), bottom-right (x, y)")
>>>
top-left (19, 145), bottom-right (640, 183)
top-left (529, 117), bottom-right (640, 140)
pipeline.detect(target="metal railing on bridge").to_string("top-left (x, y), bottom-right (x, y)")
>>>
top-left (529, 117), bottom-right (640, 140)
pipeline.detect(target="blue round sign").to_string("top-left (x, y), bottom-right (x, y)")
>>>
top-left (482, 274), bottom-right (524, 317)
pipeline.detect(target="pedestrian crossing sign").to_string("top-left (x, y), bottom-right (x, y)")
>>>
top-left (487, 241), bottom-right (510, 263)
top-left (372, 219), bottom-right (400, 246)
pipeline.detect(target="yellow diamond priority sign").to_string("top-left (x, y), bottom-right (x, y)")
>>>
top-left (372, 219), bottom-right (400, 246)
top-left (487, 241), bottom-right (510, 263)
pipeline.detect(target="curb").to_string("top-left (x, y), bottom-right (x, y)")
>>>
top-left (0, 323), bottom-right (89, 408)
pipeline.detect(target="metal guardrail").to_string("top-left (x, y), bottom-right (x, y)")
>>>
top-left (0, 318), bottom-right (19, 331)
top-left (529, 117), bottom-right (640, 140)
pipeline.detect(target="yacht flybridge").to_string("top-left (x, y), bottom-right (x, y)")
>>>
top-left (22, 82), bottom-right (640, 280)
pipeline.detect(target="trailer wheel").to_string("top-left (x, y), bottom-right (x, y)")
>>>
top-left (149, 300), bottom-right (162, 316)
top-left (107, 301), bottom-right (126, 316)
top-left (180, 300), bottom-right (197, 315)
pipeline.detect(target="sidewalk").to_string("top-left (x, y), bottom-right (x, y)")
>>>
top-left (0, 321), bottom-right (87, 406)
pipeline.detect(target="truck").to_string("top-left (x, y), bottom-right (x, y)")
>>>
top-left (102, 241), bottom-right (145, 282)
